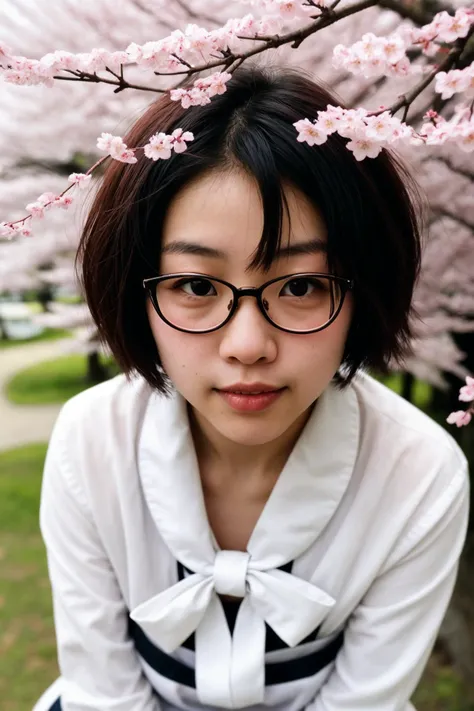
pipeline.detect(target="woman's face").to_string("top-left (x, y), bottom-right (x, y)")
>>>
top-left (147, 169), bottom-right (353, 449)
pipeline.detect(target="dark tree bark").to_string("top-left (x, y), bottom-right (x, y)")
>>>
top-left (36, 284), bottom-right (54, 313)
top-left (401, 372), bottom-right (415, 404)
top-left (0, 313), bottom-right (10, 340)
top-left (86, 352), bottom-right (109, 384)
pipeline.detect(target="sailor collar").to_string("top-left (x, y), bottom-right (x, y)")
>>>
top-left (133, 380), bottom-right (360, 708)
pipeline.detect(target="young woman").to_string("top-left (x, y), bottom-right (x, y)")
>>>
top-left (34, 64), bottom-right (469, 711)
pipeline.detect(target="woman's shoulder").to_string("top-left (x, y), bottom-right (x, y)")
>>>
top-left (348, 373), bottom-right (469, 536)
top-left (351, 371), bottom-right (468, 474)
top-left (50, 372), bottom-right (156, 452)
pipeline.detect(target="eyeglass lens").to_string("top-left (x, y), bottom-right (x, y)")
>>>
top-left (154, 275), bottom-right (342, 332)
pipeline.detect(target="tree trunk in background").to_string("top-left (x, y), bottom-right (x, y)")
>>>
top-left (401, 372), bottom-right (415, 404)
top-left (0, 314), bottom-right (10, 340)
top-left (37, 284), bottom-right (54, 313)
top-left (86, 352), bottom-right (109, 384)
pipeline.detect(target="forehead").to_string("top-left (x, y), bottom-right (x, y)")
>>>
top-left (160, 169), bottom-right (327, 261)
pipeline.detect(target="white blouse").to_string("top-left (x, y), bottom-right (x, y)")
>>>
top-left (34, 371), bottom-right (469, 711)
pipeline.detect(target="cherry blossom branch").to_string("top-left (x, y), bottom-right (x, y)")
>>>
top-left (1, 3), bottom-right (474, 242)
top-left (0, 0), bottom-right (380, 95)
top-left (53, 69), bottom-right (167, 94)
top-left (377, 26), bottom-right (474, 122)
top-left (57, 0), bottom-right (379, 87)
top-left (0, 129), bottom-right (194, 237)
top-left (235, 0), bottom-right (379, 53)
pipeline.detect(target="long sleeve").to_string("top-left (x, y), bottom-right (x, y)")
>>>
top-left (306, 463), bottom-right (470, 711)
top-left (39, 408), bottom-right (162, 711)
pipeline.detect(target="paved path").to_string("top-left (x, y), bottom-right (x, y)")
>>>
top-left (0, 340), bottom-right (64, 451)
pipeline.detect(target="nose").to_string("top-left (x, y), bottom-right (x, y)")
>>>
top-left (218, 296), bottom-right (278, 365)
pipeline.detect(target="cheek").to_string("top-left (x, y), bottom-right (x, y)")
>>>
top-left (287, 302), bottom-right (352, 368)
top-left (147, 305), bottom-right (213, 374)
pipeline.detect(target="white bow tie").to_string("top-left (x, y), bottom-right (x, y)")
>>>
top-left (135, 383), bottom-right (359, 708)
top-left (130, 549), bottom-right (335, 708)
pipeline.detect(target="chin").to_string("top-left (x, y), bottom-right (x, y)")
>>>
top-left (211, 406), bottom-right (299, 443)
top-left (215, 422), bottom-right (289, 447)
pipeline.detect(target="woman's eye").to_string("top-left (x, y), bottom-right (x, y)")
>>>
top-left (280, 278), bottom-right (324, 297)
top-left (178, 279), bottom-right (217, 297)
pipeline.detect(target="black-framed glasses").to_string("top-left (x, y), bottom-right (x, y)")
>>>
top-left (143, 272), bottom-right (354, 334)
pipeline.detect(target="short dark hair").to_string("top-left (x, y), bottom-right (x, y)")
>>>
top-left (77, 63), bottom-right (423, 395)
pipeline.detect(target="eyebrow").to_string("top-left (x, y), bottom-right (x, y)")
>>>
top-left (161, 237), bottom-right (328, 260)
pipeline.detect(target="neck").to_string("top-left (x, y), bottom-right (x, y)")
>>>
top-left (188, 404), bottom-right (314, 489)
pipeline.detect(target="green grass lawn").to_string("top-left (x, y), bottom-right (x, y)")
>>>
top-left (0, 444), bottom-right (473, 711)
top-left (5, 354), bottom-right (120, 405)
top-left (55, 295), bottom-right (82, 305)
top-left (0, 327), bottom-right (71, 350)
top-left (0, 444), bottom-right (58, 711)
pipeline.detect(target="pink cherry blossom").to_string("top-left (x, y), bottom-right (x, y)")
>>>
top-left (205, 72), bottom-right (233, 97)
top-left (170, 128), bottom-right (194, 154)
top-left (296, 105), bottom-right (412, 158)
top-left (333, 31), bottom-right (410, 79)
top-left (0, 222), bottom-right (17, 238)
top-left (459, 376), bottom-right (474, 402)
top-left (315, 110), bottom-right (339, 135)
top-left (37, 192), bottom-right (59, 207)
top-left (346, 136), bottom-right (383, 161)
top-left (184, 23), bottom-right (217, 56)
top-left (293, 119), bottom-right (328, 146)
top-left (169, 88), bottom-right (190, 108)
top-left (54, 195), bottom-right (74, 209)
top-left (459, 123), bottom-right (474, 152)
top-left (125, 42), bottom-right (144, 64)
top-left (234, 14), bottom-right (260, 38)
top-left (446, 410), bottom-right (472, 427)
top-left (381, 35), bottom-right (406, 64)
top-left (171, 72), bottom-right (232, 109)
top-left (0, 40), bottom-right (13, 61)
top-left (144, 133), bottom-right (173, 161)
top-left (332, 44), bottom-right (351, 68)
top-left (268, 0), bottom-right (313, 20)
top-left (143, 128), bottom-right (193, 161)
top-left (434, 9), bottom-right (472, 43)
top-left (435, 67), bottom-right (473, 100)
top-left (330, 107), bottom-right (368, 138)
top-left (0, 221), bottom-right (31, 239)
top-left (25, 202), bottom-right (46, 219)
top-left (96, 132), bottom-right (115, 152)
top-left (97, 132), bottom-right (137, 163)
top-left (116, 148), bottom-right (137, 164)
top-left (68, 173), bottom-right (92, 189)
top-left (365, 112), bottom-right (400, 142)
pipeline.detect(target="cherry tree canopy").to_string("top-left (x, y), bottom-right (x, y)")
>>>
top-left (0, 0), bottom-right (473, 392)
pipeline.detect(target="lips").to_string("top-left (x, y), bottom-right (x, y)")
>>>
top-left (217, 386), bottom-right (286, 412)
top-left (219, 383), bottom-right (283, 394)
top-left (224, 389), bottom-right (280, 395)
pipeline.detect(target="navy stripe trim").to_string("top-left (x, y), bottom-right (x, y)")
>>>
top-left (128, 618), bottom-right (343, 687)
top-left (49, 699), bottom-right (62, 711)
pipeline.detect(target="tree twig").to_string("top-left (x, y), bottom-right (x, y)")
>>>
top-left (371, 27), bottom-right (474, 119)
